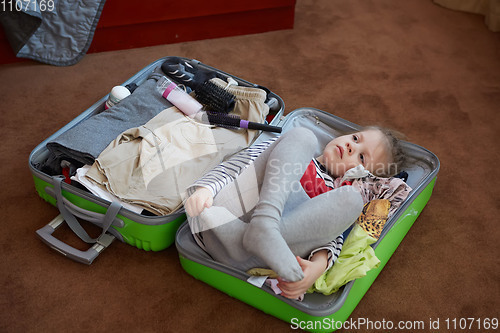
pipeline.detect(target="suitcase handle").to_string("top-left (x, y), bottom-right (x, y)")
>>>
top-left (36, 176), bottom-right (121, 264)
top-left (51, 176), bottom-right (122, 243)
top-left (36, 215), bottom-right (115, 265)
top-left (44, 186), bottom-right (125, 231)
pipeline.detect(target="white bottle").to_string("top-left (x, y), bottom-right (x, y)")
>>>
top-left (156, 76), bottom-right (202, 117)
top-left (105, 86), bottom-right (131, 109)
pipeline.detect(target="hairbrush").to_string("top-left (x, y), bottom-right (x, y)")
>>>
top-left (195, 80), bottom-right (236, 114)
top-left (204, 111), bottom-right (282, 133)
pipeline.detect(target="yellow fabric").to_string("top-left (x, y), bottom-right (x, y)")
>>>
top-left (308, 224), bottom-right (380, 295)
top-left (246, 267), bottom-right (279, 279)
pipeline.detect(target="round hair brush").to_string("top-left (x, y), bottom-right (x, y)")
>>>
top-left (205, 111), bottom-right (282, 133)
top-left (195, 81), bottom-right (236, 114)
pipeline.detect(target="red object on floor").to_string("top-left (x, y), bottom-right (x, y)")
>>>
top-left (0, 0), bottom-right (295, 65)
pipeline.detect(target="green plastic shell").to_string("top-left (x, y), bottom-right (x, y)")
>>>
top-left (33, 175), bottom-right (185, 251)
top-left (179, 178), bottom-right (436, 332)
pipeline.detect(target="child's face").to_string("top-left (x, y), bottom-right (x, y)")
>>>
top-left (322, 129), bottom-right (391, 177)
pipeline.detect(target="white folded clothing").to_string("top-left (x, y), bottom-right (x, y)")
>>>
top-left (71, 165), bottom-right (144, 214)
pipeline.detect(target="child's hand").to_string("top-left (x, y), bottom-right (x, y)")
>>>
top-left (277, 253), bottom-right (328, 299)
top-left (185, 187), bottom-right (213, 217)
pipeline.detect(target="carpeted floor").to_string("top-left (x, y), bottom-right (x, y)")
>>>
top-left (1, 0), bottom-right (499, 332)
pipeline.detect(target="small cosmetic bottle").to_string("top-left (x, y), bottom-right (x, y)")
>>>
top-left (156, 76), bottom-right (202, 117)
top-left (105, 86), bottom-right (131, 109)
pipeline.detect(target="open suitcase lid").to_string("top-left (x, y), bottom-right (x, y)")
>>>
top-left (28, 56), bottom-right (286, 263)
top-left (176, 107), bottom-right (440, 316)
top-left (28, 55), bottom-right (285, 222)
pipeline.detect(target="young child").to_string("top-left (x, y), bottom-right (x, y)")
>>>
top-left (185, 126), bottom-right (409, 299)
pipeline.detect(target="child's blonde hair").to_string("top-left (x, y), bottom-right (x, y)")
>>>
top-left (363, 126), bottom-right (407, 177)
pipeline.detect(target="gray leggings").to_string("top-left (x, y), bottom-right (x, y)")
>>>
top-left (199, 127), bottom-right (363, 281)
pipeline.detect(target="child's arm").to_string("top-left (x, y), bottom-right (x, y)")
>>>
top-left (277, 250), bottom-right (328, 299)
top-left (185, 137), bottom-right (278, 215)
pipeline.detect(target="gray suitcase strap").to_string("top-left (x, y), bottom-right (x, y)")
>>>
top-left (36, 176), bottom-right (121, 264)
top-left (53, 176), bottom-right (120, 244)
